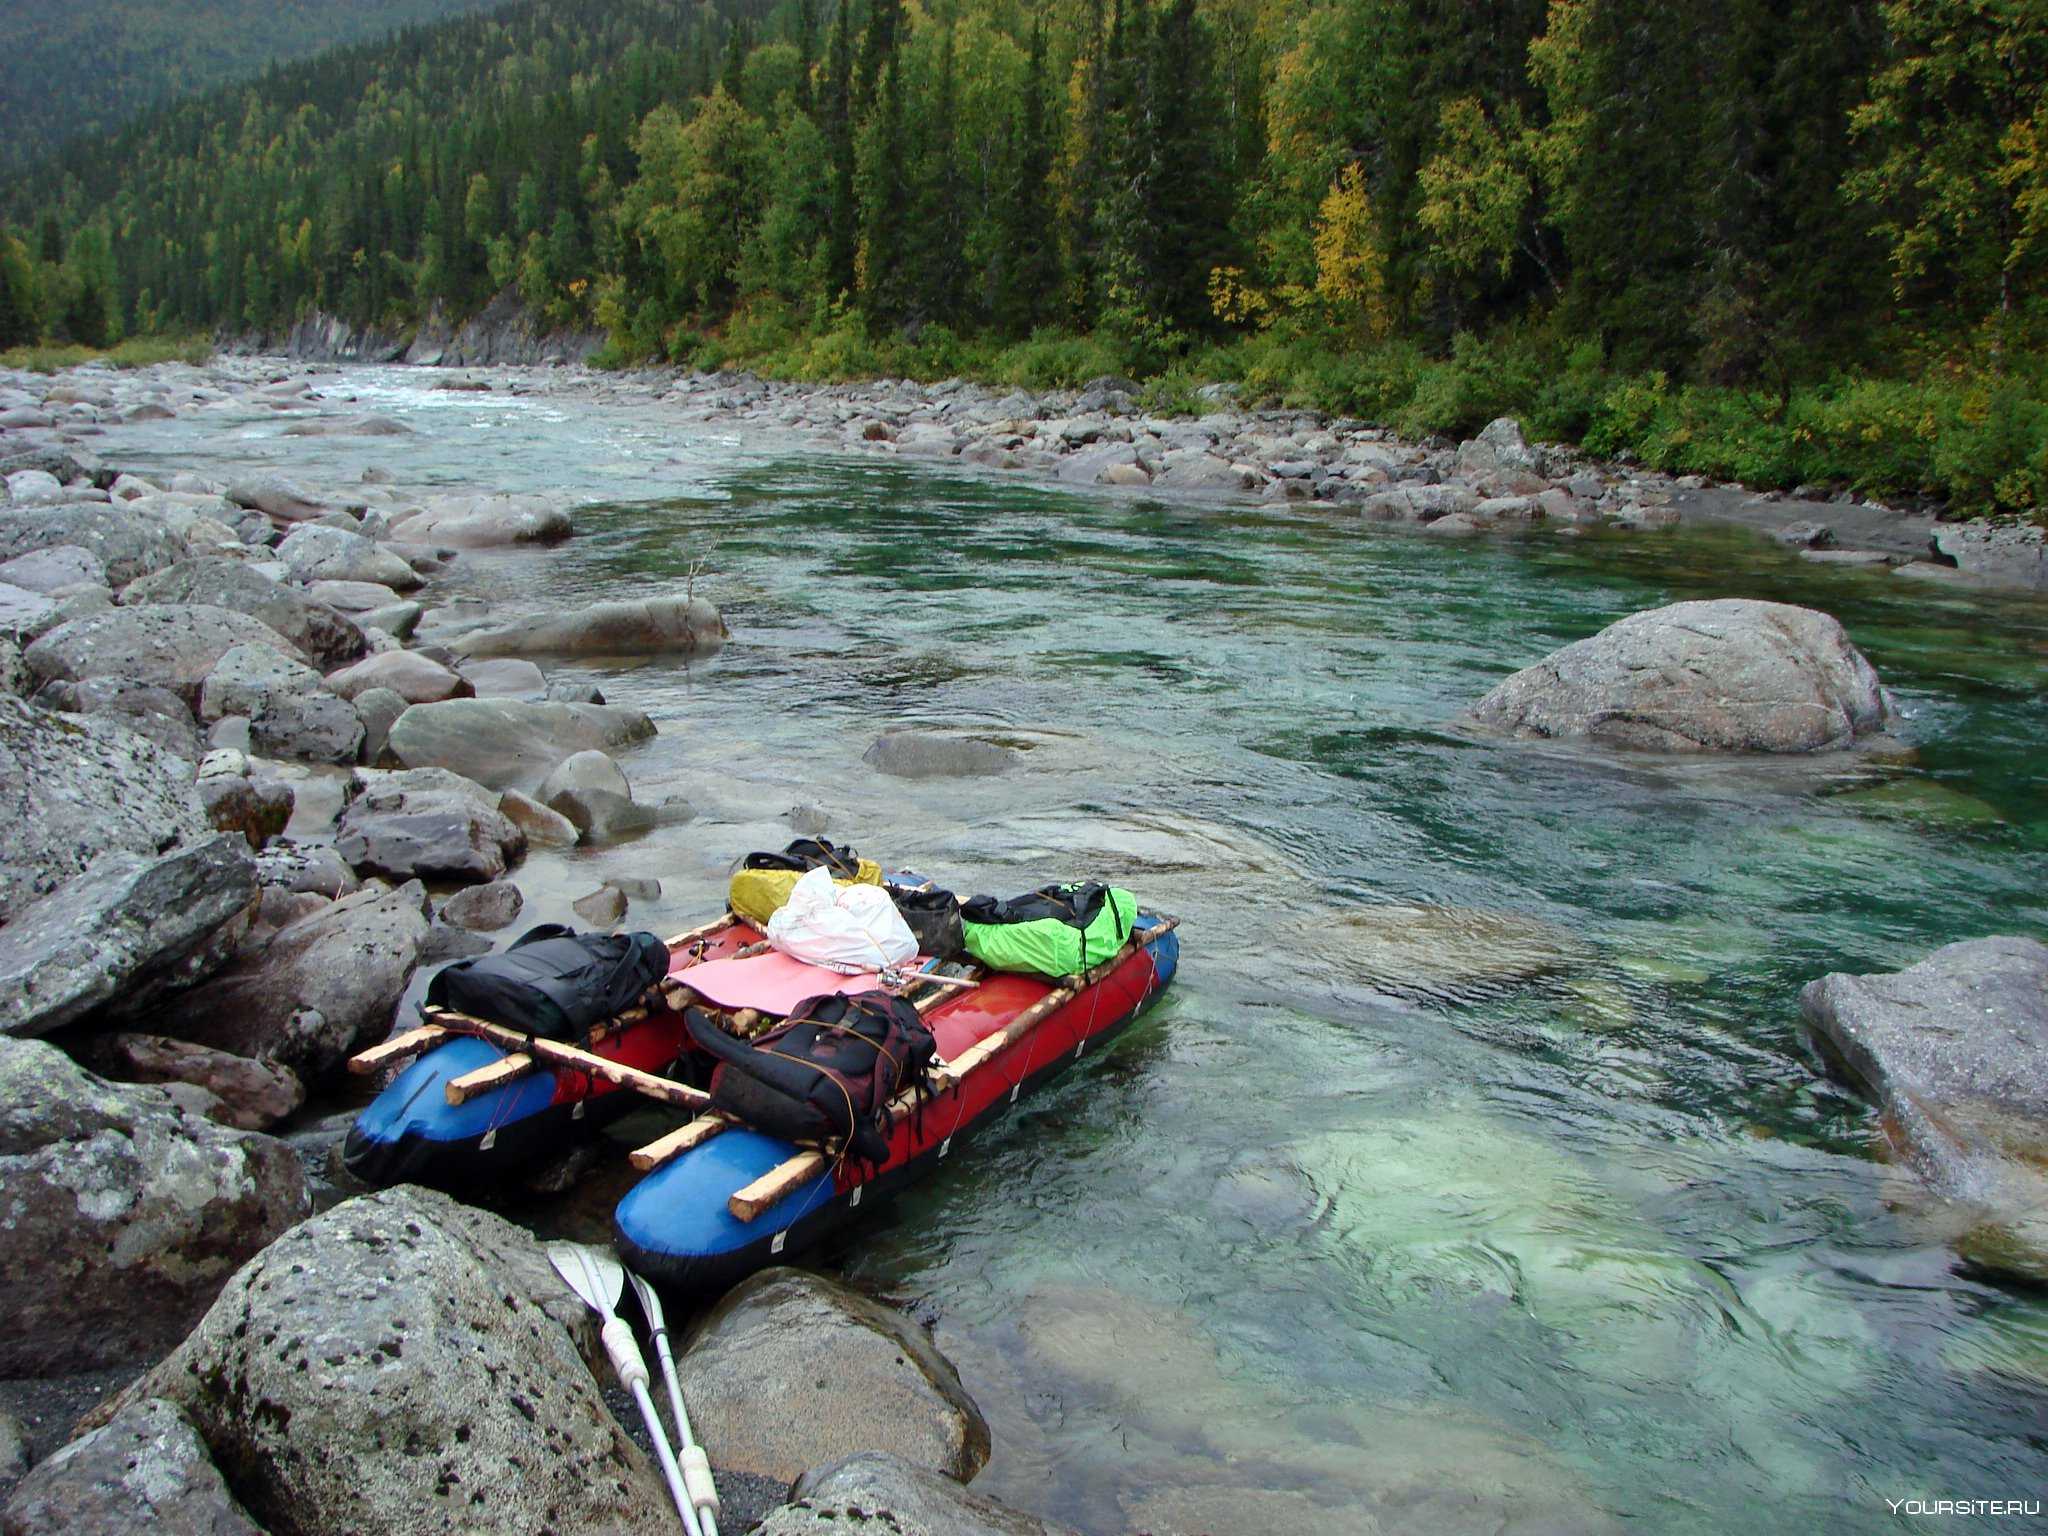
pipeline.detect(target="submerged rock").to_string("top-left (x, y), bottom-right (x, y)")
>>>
top-left (763, 1453), bottom-right (1079, 1536)
top-left (864, 729), bottom-right (1021, 779)
top-left (389, 492), bottom-right (573, 548)
top-left (678, 1268), bottom-right (990, 1484)
top-left (384, 697), bottom-right (657, 790)
top-left (0, 1037), bottom-right (305, 1374)
top-left (0, 1397), bottom-right (266, 1536)
top-left (100, 1187), bottom-right (671, 1536)
top-left (1467, 598), bottom-right (1890, 753)
top-left (1297, 903), bottom-right (1589, 1006)
top-left (1801, 937), bottom-right (2048, 1283)
top-left (437, 879), bottom-right (523, 931)
top-left (336, 769), bottom-right (527, 883)
top-left (539, 748), bottom-right (653, 841)
top-left (459, 594), bottom-right (726, 658)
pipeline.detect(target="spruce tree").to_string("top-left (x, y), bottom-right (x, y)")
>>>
top-left (998, 19), bottom-right (1058, 336)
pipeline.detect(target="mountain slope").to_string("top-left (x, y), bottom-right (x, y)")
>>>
top-left (0, 0), bottom-right (503, 170)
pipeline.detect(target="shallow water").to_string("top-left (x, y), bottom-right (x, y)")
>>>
top-left (117, 367), bottom-right (2048, 1532)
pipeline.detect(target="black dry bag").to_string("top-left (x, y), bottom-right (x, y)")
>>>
top-left (890, 886), bottom-right (966, 960)
top-left (425, 924), bottom-right (670, 1041)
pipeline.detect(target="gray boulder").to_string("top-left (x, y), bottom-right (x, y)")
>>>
top-left (461, 656), bottom-right (549, 699)
top-left (324, 647), bottom-right (470, 703)
top-left (25, 604), bottom-right (301, 706)
top-left (101, 1187), bottom-right (672, 1536)
top-left (0, 638), bottom-right (20, 697)
top-left (678, 1268), bottom-right (990, 1483)
top-left (305, 578), bottom-right (400, 613)
top-left (0, 1037), bottom-right (305, 1373)
top-left (198, 642), bottom-right (363, 764)
top-left (459, 595), bottom-right (726, 658)
top-left (1774, 520), bottom-right (1836, 550)
top-left (1455, 416), bottom-right (1541, 478)
top-left (1801, 937), bottom-right (2048, 1282)
top-left (276, 525), bottom-right (423, 591)
top-left (0, 580), bottom-right (56, 638)
top-left (150, 880), bottom-right (429, 1078)
top-left (539, 749), bottom-right (653, 841)
top-left (194, 754), bottom-right (294, 848)
top-left (92, 1032), bottom-right (305, 1131)
top-left (763, 1453), bottom-right (1080, 1536)
top-left (865, 729), bottom-right (1020, 779)
top-left (498, 787), bottom-right (580, 847)
top-left (438, 880), bottom-right (523, 931)
top-left (0, 1397), bottom-right (265, 1536)
top-left (389, 492), bottom-right (573, 548)
top-left (0, 505), bottom-right (185, 586)
top-left (0, 699), bottom-right (256, 1036)
top-left (252, 840), bottom-right (360, 899)
top-left (0, 543), bottom-right (105, 593)
top-left (224, 473), bottom-right (326, 523)
top-left (35, 675), bottom-right (202, 761)
top-left (352, 684), bottom-right (406, 764)
top-left (385, 697), bottom-right (657, 791)
top-left (336, 769), bottom-right (527, 883)
top-left (123, 558), bottom-right (369, 670)
top-left (1467, 599), bottom-right (1891, 753)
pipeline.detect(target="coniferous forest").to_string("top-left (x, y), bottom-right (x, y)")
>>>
top-left (4, 0), bottom-right (2046, 513)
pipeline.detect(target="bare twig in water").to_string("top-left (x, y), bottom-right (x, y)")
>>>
top-left (685, 556), bottom-right (708, 602)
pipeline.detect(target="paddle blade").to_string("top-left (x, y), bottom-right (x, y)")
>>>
top-left (624, 1268), bottom-right (667, 1334)
top-left (546, 1240), bottom-right (625, 1315)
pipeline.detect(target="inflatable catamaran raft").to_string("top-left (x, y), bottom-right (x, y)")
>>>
top-left (344, 846), bottom-right (1180, 1296)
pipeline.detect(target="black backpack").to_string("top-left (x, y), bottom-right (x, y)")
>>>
top-left (684, 992), bottom-right (936, 1166)
top-left (890, 886), bottom-right (965, 959)
top-left (741, 838), bottom-right (864, 879)
top-left (425, 924), bottom-right (670, 1042)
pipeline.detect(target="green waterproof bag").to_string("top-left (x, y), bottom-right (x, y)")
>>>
top-left (960, 882), bottom-right (1138, 979)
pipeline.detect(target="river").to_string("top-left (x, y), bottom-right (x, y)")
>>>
top-left (115, 364), bottom-right (2048, 1532)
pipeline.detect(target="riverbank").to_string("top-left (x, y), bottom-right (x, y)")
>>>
top-left (3, 351), bottom-right (2047, 1534)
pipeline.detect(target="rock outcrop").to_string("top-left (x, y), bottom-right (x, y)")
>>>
top-left (102, 1187), bottom-right (672, 1536)
top-left (1467, 599), bottom-right (1891, 753)
top-left (1801, 937), bottom-right (2048, 1282)
top-left (0, 1037), bottom-right (306, 1374)
top-left (678, 1269), bottom-right (990, 1484)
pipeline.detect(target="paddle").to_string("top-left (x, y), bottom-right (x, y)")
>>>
top-left (546, 1241), bottom-right (703, 1536)
top-left (625, 1269), bottom-right (721, 1536)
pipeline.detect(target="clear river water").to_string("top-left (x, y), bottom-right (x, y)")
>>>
top-left (116, 366), bottom-right (2048, 1533)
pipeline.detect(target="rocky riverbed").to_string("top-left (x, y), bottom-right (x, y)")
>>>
top-left (2, 351), bottom-right (2046, 1534)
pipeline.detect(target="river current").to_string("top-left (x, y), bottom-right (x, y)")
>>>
top-left (116, 366), bottom-right (2048, 1532)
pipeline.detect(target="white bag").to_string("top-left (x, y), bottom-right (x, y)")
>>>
top-left (765, 866), bottom-right (919, 975)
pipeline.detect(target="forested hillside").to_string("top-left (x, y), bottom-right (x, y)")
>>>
top-left (0, 0), bottom-right (502, 171)
top-left (6, 0), bottom-right (2046, 512)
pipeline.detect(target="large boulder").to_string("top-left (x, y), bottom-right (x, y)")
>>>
top-left (0, 1398), bottom-right (266, 1536)
top-left (24, 604), bottom-right (302, 706)
top-left (1466, 599), bottom-right (1891, 753)
top-left (0, 699), bottom-right (256, 1037)
top-left (275, 525), bottom-right (423, 591)
top-left (385, 697), bottom-right (657, 791)
top-left (224, 473), bottom-right (326, 523)
top-left (324, 647), bottom-right (471, 703)
top-left (761, 1453), bottom-right (1080, 1536)
top-left (0, 543), bottom-right (105, 593)
top-left (0, 1037), bottom-right (306, 1374)
top-left (102, 1187), bottom-right (673, 1536)
top-left (389, 492), bottom-right (573, 548)
top-left (1454, 416), bottom-right (1542, 478)
top-left (123, 559), bottom-right (369, 670)
top-left (149, 880), bottom-right (429, 1079)
top-left (198, 642), bottom-right (363, 764)
top-left (33, 675), bottom-right (203, 761)
top-left (864, 729), bottom-right (1020, 779)
top-left (336, 768), bottom-right (527, 883)
top-left (0, 505), bottom-right (185, 587)
top-left (1801, 937), bottom-right (2048, 1282)
top-left (93, 1032), bottom-right (306, 1131)
top-left (678, 1269), bottom-right (990, 1484)
top-left (459, 595), bottom-right (726, 658)
top-left (538, 749), bottom-right (653, 842)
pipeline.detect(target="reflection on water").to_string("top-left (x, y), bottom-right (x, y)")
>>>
top-left (117, 368), bottom-right (2048, 1533)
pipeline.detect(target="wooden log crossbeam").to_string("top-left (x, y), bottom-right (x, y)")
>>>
top-left (430, 1009), bottom-right (712, 1110)
top-left (727, 920), bottom-right (1179, 1223)
top-left (347, 1024), bottom-right (450, 1075)
top-left (628, 1115), bottom-right (734, 1172)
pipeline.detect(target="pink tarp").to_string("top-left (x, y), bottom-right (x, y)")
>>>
top-left (670, 949), bottom-right (890, 1015)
